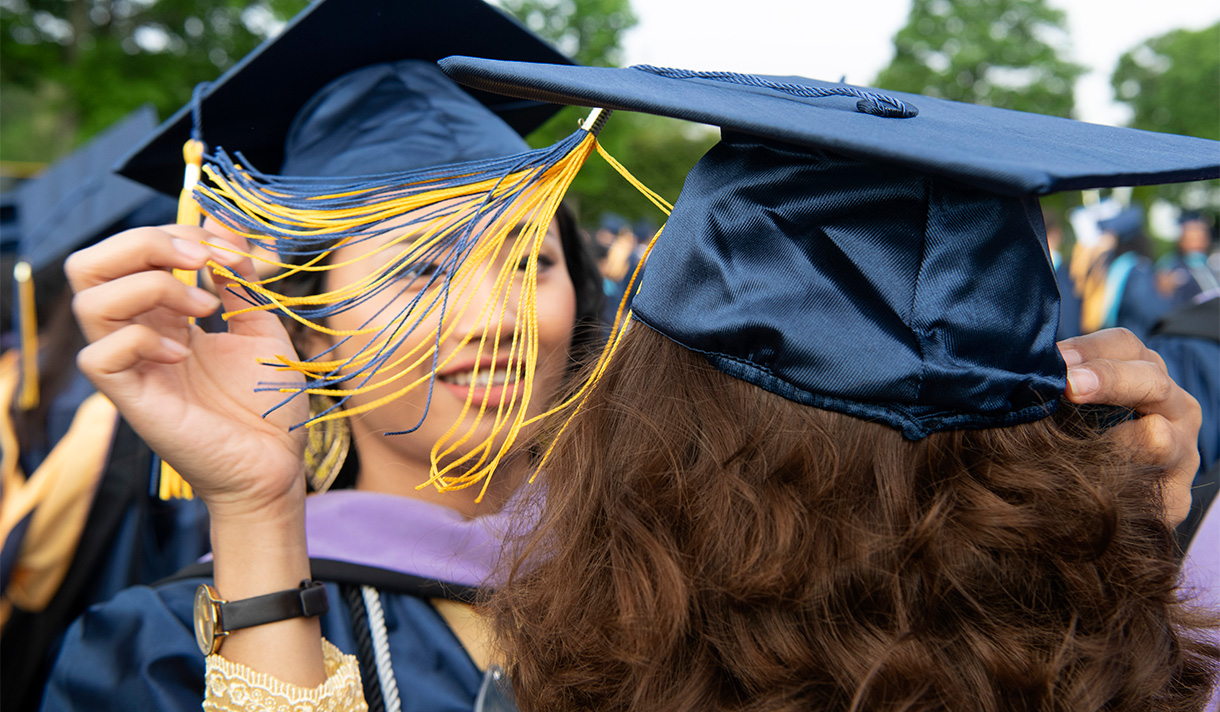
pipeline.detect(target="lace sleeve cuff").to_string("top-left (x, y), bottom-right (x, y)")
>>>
top-left (204, 638), bottom-right (367, 712)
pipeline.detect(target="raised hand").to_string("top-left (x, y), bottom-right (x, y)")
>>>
top-left (68, 224), bottom-right (309, 519)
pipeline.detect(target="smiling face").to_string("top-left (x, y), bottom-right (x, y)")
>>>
top-left (311, 206), bottom-right (578, 509)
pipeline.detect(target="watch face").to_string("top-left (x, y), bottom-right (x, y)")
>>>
top-left (194, 585), bottom-right (217, 655)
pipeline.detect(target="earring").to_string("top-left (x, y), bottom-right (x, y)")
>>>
top-left (304, 395), bottom-right (351, 494)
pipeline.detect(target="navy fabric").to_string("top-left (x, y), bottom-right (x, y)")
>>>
top-left (1, 191), bottom-right (20, 254)
top-left (1053, 259), bottom-right (1082, 341)
top-left (1158, 252), bottom-right (1220, 306)
top-left (631, 135), bottom-right (1064, 439)
top-left (116, 0), bottom-right (574, 196)
top-left (42, 578), bottom-right (482, 712)
top-left (282, 61), bottom-right (529, 178)
top-left (1149, 299), bottom-right (1220, 546)
top-left (3, 419), bottom-right (209, 712)
top-left (1097, 207), bottom-right (1145, 244)
top-left (1114, 259), bottom-right (1173, 341)
top-left (438, 58), bottom-right (1220, 197)
top-left (15, 106), bottom-right (159, 274)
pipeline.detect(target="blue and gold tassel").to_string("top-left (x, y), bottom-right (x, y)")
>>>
top-left (186, 108), bottom-right (667, 502)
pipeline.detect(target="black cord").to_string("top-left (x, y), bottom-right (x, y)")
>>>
top-left (342, 583), bottom-right (385, 712)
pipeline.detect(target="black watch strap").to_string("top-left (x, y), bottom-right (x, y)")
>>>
top-left (221, 579), bottom-right (330, 632)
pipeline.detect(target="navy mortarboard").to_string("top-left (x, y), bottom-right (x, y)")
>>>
top-left (115, 0), bottom-right (573, 196)
top-left (1098, 206), bottom-right (1146, 244)
top-left (15, 105), bottom-right (160, 276)
top-left (438, 58), bottom-right (1220, 439)
top-left (10, 105), bottom-right (165, 411)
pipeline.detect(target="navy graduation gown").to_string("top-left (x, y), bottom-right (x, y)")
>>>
top-left (42, 576), bottom-right (484, 712)
top-left (3, 419), bottom-right (209, 712)
top-left (43, 489), bottom-right (525, 711)
top-left (1113, 258), bottom-right (1173, 341)
top-left (1148, 298), bottom-right (1220, 548)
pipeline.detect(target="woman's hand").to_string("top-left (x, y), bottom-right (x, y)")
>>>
top-left (67, 224), bottom-right (309, 520)
top-left (1058, 328), bottom-right (1202, 527)
top-left (70, 224), bottom-right (326, 686)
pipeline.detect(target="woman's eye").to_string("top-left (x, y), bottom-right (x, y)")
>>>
top-left (397, 262), bottom-right (439, 282)
top-left (518, 255), bottom-right (557, 271)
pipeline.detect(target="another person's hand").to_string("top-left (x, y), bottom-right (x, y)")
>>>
top-left (67, 225), bottom-right (309, 520)
top-left (1058, 328), bottom-right (1201, 527)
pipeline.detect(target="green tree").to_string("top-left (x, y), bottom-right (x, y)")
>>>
top-left (498, 0), bottom-right (636, 67)
top-left (1111, 22), bottom-right (1220, 216)
top-left (874, 0), bottom-right (1084, 117)
top-left (500, 0), bottom-right (714, 226)
top-left (1112, 23), bottom-right (1219, 142)
top-left (0, 0), bottom-right (308, 166)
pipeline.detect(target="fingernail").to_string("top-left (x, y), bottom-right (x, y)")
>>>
top-left (172, 238), bottom-right (208, 260)
top-left (161, 338), bottom-right (189, 357)
top-left (1060, 348), bottom-right (1083, 367)
top-left (207, 245), bottom-right (234, 263)
top-left (189, 287), bottom-right (220, 307)
top-left (1067, 368), bottom-right (1098, 396)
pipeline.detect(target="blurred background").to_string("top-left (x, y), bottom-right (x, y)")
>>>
top-left (1, 0), bottom-right (1217, 247)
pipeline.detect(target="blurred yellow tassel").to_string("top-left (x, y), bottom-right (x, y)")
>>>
top-left (14, 261), bottom-right (38, 411)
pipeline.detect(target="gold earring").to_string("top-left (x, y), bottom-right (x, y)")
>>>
top-left (304, 395), bottom-right (351, 494)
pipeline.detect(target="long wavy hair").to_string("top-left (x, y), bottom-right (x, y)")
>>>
top-left (492, 322), bottom-right (1219, 712)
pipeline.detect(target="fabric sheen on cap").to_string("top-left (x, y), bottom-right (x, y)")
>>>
top-left (631, 134), bottom-right (1065, 439)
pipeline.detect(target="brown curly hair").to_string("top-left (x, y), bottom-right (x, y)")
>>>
top-left (491, 322), bottom-right (1219, 712)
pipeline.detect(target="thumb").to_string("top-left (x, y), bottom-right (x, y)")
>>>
top-left (211, 260), bottom-right (295, 342)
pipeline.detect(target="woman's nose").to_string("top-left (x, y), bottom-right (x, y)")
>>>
top-left (444, 261), bottom-right (523, 339)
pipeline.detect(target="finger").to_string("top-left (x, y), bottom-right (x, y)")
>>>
top-left (77, 323), bottom-right (191, 387)
top-left (1111, 414), bottom-right (1182, 468)
top-left (73, 270), bottom-right (222, 342)
top-left (1064, 356), bottom-right (1193, 419)
top-left (65, 225), bottom-right (244, 292)
top-left (1057, 328), bottom-right (1165, 371)
top-left (1109, 413), bottom-right (1199, 527)
top-left (211, 261), bottom-right (293, 341)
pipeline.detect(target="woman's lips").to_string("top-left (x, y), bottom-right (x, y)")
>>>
top-left (436, 365), bottom-right (524, 410)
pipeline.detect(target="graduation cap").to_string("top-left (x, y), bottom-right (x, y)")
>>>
top-left (114, 0), bottom-right (574, 196)
top-left (11, 105), bottom-right (163, 411)
top-left (437, 59), bottom-right (1220, 440)
top-left (1097, 206), bottom-right (1146, 244)
top-left (16, 106), bottom-right (160, 276)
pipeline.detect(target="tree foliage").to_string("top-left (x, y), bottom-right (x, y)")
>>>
top-left (0, 0), bottom-right (707, 226)
top-left (874, 0), bottom-right (1083, 117)
top-left (1112, 23), bottom-right (1219, 142)
top-left (0, 0), bottom-right (308, 164)
top-left (1112, 23), bottom-right (1220, 212)
top-left (497, 0), bottom-right (635, 68)
top-left (498, 0), bottom-right (714, 225)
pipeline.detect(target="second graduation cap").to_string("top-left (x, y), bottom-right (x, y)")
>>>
top-left (438, 58), bottom-right (1220, 438)
top-left (115, 0), bottom-right (574, 195)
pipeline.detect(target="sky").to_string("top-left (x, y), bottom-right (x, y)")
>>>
top-left (619, 0), bottom-right (1218, 127)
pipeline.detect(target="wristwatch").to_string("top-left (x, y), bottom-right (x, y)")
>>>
top-left (194, 579), bottom-right (330, 655)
